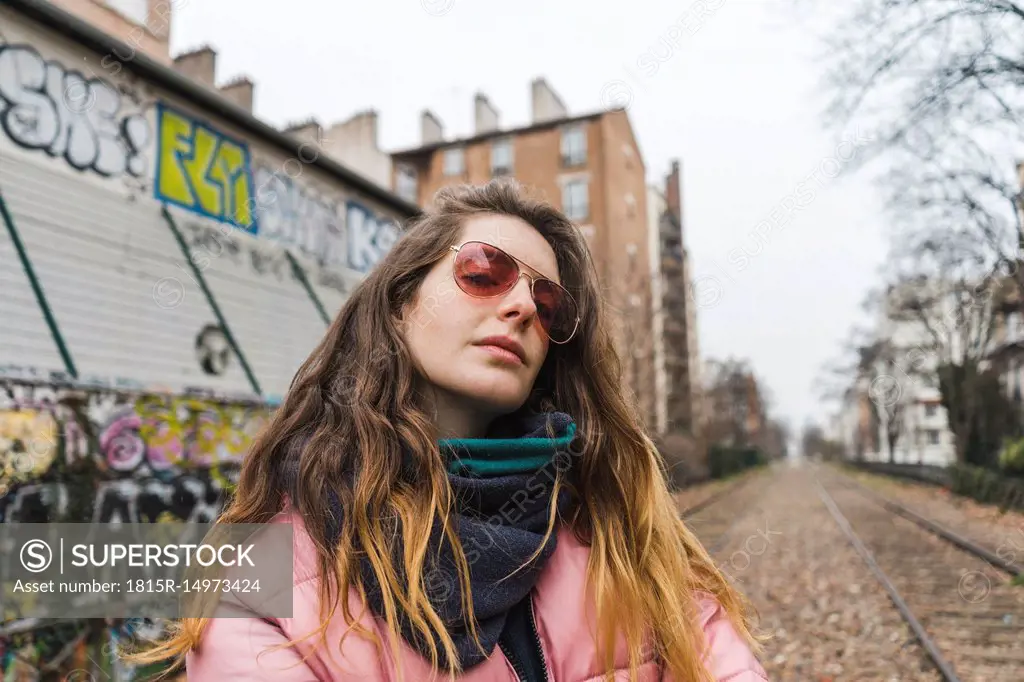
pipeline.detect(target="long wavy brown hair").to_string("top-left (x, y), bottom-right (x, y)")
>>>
top-left (129, 179), bottom-right (761, 681)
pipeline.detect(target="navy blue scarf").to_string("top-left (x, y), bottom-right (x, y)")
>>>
top-left (320, 410), bottom-right (577, 669)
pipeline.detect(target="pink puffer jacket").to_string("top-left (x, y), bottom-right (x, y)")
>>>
top-left (187, 510), bottom-right (768, 681)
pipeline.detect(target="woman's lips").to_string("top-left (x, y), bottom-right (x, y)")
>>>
top-left (476, 344), bottom-right (524, 365)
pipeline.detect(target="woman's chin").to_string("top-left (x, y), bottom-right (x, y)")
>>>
top-left (455, 379), bottom-right (530, 412)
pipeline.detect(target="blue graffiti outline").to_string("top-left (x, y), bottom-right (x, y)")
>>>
top-left (345, 199), bottom-right (398, 273)
top-left (153, 102), bottom-right (258, 234)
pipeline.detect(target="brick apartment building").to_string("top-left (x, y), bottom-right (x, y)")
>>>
top-left (389, 81), bottom-right (657, 427)
top-left (647, 162), bottom-right (702, 438)
top-left (44, 0), bottom-right (174, 62)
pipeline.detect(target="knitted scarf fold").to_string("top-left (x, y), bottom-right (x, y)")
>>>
top-left (314, 410), bottom-right (577, 669)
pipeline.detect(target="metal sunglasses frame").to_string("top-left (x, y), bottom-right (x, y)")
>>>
top-left (448, 241), bottom-right (581, 344)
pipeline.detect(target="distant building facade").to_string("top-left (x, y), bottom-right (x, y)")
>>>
top-left (833, 282), bottom-right (958, 466)
top-left (647, 163), bottom-right (702, 437)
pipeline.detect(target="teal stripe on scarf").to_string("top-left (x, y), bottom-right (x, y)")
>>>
top-left (440, 422), bottom-right (577, 476)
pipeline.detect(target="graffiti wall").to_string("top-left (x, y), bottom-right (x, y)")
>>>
top-left (154, 102), bottom-right (257, 232)
top-left (0, 14), bottom-right (407, 277)
top-left (0, 7), bottom-right (413, 390)
top-left (0, 377), bottom-right (273, 675)
top-left (0, 41), bottom-right (150, 181)
top-left (0, 379), bottom-right (271, 523)
top-left (0, 4), bottom-right (416, 678)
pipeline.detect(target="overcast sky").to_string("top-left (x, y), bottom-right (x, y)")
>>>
top-left (171, 0), bottom-right (890, 434)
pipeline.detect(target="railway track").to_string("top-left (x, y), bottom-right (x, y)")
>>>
top-left (681, 470), bottom-right (767, 554)
top-left (816, 468), bottom-right (1024, 682)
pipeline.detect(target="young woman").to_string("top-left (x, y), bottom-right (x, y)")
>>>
top-left (135, 180), bottom-right (768, 681)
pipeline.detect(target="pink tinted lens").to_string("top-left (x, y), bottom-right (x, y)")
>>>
top-left (454, 242), bottom-right (577, 342)
top-left (532, 279), bottom-right (577, 342)
top-left (453, 242), bottom-right (518, 296)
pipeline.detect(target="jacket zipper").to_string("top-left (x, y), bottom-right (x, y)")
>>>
top-left (527, 595), bottom-right (551, 682)
top-left (498, 640), bottom-right (530, 682)
top-left (498, 596), bottom-right (551, 682)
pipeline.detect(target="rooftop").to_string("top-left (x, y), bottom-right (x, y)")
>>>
top-left (391, 108), bottom-right (615, 157)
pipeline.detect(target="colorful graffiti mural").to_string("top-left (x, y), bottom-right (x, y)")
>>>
top-left (0, 380), bottom-right (273, 521)
top-left (0, 380), bottom-right (267, 677)
top-left (0, 37), bottom-right (403, 281)
top-left (154, 103), bottom-right (257, 232)
top-left (1, 617), bottom-right (172, 680)
top-left (0, 39), bottom-right (150, 179)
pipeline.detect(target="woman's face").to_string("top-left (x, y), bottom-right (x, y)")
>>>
top-left (401, 214), bottom-right (560, 426)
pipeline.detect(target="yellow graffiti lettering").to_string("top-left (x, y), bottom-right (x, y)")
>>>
top-left (0, 410), bottom-right (58, 480)
top-left (132, 396), bottom-right (270, 474)
top-left (210, 142), bottom-right (252, 227)
top-left (186, 126), bottom-right (222, 216)
top-left (156, 109), bottom-right (194, 208)
top-left (155, 105), bottom-right (255, 230)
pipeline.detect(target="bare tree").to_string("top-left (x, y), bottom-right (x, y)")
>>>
top-left (759, 417), bottom-right (792, 460)
top-left (801, 423), bottom-right (846, 461)
top-left (815, 0), bottom-right (1024, 295)
top-left (817, 299), bottom-right (923, 463)
top-left (884, 232), bottom-right (1008, 463)
top-left (703, 358), bottom-right (763, 448)
top-left (853, 336), bottom-right (912, 463)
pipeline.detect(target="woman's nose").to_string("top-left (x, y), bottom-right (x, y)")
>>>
top-left (501, 276), bottom-right (537, 317)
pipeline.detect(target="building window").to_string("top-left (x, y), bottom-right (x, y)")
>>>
top-left (443, 147), bottom-right (465, 176)
top-left (396, 165), bottom-right (418, 202)
top-left (106, 0), bottom-right (149, 25)
top-left (926, 429), bottom-right (940, 445)
top-left (561, 125), bottom-right (587, 167)
top-left (924, 403), bottom-right (936, 418)
top-left (562, 179), bottom-right (589, 221)
top-left (625, 192), bottom-right (637, 218)
top-left (491, 138), bottom-right (513, 176)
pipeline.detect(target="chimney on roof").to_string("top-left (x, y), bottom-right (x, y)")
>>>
top-left (474, 93), bottom-right (500, 135)
top-left (218, 76), bottom-right (254, 113)
top-left (322, 110), bottom-right (393, 188)
top-left (421, 109), bottom-right (444, 145)
top-left (173, 45), bottom-right (217, 88)
top-left (283, 118), bottom-right (324, 146)
top-left (327, 110), bottom-right (379, 150)
top-left (530, 77), bottom-right (567, 124)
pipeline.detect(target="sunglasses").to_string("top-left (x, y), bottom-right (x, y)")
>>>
top-left (448, 241), bottom-right (581, 344)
